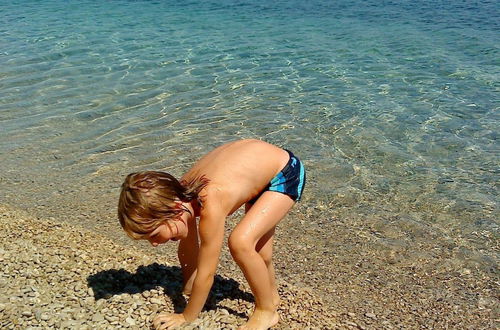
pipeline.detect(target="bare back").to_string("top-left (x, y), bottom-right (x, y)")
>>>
top-left (182, 139), bottom-right (289, 215)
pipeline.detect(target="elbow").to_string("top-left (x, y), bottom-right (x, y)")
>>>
top-left (194, 270), bottom-right (215, 289)
top-left (196, 271), bottom-right (215, 283)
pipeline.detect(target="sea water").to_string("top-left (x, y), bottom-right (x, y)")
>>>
top-left (0, 0), bottom-right (498, 270)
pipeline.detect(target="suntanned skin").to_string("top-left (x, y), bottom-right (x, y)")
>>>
top-left (147, 139), bottom-right (297, 330)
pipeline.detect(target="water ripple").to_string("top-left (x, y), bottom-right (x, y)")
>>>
top-left (0, 0), bottom-right (498, 270)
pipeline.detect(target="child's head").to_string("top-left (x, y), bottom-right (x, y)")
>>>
top-left (118, 171), bottom-right (208, 240)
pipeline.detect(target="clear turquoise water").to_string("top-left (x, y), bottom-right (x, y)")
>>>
top-left (1, 1), bottom-right (498, 267)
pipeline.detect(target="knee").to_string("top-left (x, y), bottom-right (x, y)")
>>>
top-left (228, 232), bottom-right (254, 261)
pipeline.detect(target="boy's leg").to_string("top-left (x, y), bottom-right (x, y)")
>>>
top-left (255, 227), bottom-right (280, 306)
top-left (245, 203), bottom-right (279, 305)
top-left (230, 192), bottom-right (295, 329)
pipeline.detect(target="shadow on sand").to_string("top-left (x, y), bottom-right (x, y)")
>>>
top-left (87, 263), bottom-right (253, 318)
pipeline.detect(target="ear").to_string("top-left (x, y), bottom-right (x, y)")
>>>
top-left (174, 200), bottom-right (184, 209)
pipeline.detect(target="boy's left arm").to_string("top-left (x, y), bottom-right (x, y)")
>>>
top-left (153, 205), bottom-right (225, 329)
top-left (177, 219), bottom-right (199, 295)
top-left (182, 209), bottom-right (225, 319)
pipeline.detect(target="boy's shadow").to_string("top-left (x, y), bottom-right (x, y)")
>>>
top-left (87, 263), bottom-right (253, 318)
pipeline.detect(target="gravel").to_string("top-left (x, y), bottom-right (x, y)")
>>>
top-left (0, 205), bottom-right (335, 329)
top-left (1, 204), bottom-right (497, 329)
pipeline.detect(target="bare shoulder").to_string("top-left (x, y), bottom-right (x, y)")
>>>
top-left (197, 185), bottom-right (227, 235)
top-left (199, 184), bottom-right (228, 216)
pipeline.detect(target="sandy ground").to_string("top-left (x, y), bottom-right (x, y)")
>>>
top-left (0, 204), bottom-right (497, 329)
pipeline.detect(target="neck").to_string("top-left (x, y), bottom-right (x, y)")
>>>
top-left (182, 200), bottom-right (199, 222)
top-left (191, 199), bottom-right (201, 217)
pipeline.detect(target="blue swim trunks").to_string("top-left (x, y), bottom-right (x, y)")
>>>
top-left (251, 149), bottom-right (306, 203)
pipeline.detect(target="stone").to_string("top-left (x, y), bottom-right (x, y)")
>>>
top-left (21, 310), bottom-right (32, 317)
top-left (150, 298), bottom-right (163, 305)
top-left (365, 312), bottom-right (376, 319)
top-left (126, 317), bottom-right (136, 326)
top-left (34, 309), bottom-right (43, 321)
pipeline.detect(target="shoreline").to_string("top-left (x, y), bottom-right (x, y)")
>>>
top-left (1, 204), bottom-right (497, 329)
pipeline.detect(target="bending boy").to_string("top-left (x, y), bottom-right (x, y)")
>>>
top-left (118, 139), bottom-right (306, 330)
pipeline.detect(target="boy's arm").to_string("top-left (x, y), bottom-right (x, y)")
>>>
top-left (182, 206), bottom-right (226, 321)
top-left (177, 219), bottom-right (199, 295)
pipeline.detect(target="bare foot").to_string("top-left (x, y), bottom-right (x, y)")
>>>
top-left (238, 308), bottom-right (280, 330)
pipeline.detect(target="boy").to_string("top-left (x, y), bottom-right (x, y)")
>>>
top-left (118, 139), bottom-right (306, 330)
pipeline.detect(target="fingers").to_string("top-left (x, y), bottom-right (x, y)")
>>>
top-left (153, 313), bottom-right (186, 330)
top-left (157, 321), bottom-right (170, 330)
top-left (153, 313), bottom-right (168, 329)
top-left (153, 313), bottom-right (174, 329)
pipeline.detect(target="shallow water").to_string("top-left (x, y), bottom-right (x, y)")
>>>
top-left (1, 0), bottom-right (498, 272)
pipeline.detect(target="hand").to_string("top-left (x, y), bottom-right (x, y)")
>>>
top-left (153, 312), bottom-right (187, 330)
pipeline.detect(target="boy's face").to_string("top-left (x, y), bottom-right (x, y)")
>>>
top-left (146, 219), bottom-right (188, 247)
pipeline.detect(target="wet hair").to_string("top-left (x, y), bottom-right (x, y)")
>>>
top-left (118, 171), bottom-right (208, 240)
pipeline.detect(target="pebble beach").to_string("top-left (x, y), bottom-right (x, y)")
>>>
top-left (1, 203), bottom-right (497, 329)
top-left (1, 205), bottom-right (336, 329)
top-left (1, 0), bottom-right (498, 329)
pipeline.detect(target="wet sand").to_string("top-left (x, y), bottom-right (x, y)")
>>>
top-left (1, 203), bottom-right (497, 329)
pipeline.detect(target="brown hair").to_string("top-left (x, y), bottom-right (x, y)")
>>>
top-left (118, 171), bottom-right (209, 240)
